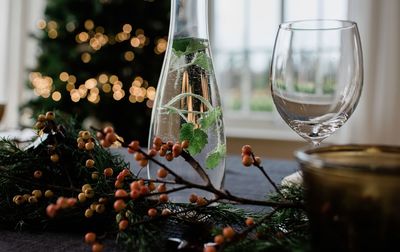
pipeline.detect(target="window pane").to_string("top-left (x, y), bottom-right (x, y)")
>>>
top-left (249, 0), bottom-right (281, 49)
top-left (285, 0), bottom-right (348, 21)
top-left (214, 0), bottom-right (245, 51)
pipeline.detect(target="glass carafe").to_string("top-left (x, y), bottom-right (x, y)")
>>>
top-left (147, 0), bottom-right (226, 202)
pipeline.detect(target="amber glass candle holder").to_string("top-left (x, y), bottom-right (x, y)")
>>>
top-left (295, 145), bottom-right (400, 252)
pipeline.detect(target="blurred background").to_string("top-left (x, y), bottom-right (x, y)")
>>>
top-left (0, 0), bottom-right (399, 159)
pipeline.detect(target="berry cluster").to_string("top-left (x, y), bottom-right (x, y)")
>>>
top-left (34, 111), bottom-right (55, 130)
top-left (241, 145), bottom-right (262, 167)
top-left (84, 232), bottom-right (103, 252)
top-left (12, 189), bottom-right (53, 206)
top-left (46, 196), bottom-right (77, 218)
top-left (96, 126), bottom-right (118, 148)
top-left (205, 218), bottom-right (255, 252)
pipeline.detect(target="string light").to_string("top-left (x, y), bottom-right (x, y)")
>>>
top-left (84, 20), bottom-right (95, 30)
top-left (98, 74), bottom-right (108, 84)
top-left (122, 24), bottom-right (132, 34)
top-left (33, 19), bottom-right (163, 105)
top-left (37, 19), bottom-right (46, 30)
top-left (59, 72), bottom-right (69, 82)
top-left (81, 52), bottom-right (91, 63)
top-left (124, 51), bottom-right (134, 61)
top-left (65, 22), bottom-right (76, 32)
top-left (52, 91), bottom-right (62, 101)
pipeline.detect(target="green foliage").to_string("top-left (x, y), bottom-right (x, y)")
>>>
top-left (0, 114), bottom-right (310, 251)
top-left (0, 113), bottom-right (128, 230)
top-left (172, 37), bottom-right (208, 56)
top-left (199, 107), bottom-right (222, 130)
top-left (205, 144), bottom-right (226, 169)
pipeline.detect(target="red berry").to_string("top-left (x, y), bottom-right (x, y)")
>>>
top-left (103, 126), bottom-right (114, 134)
top-left (114, 180), bottom-right (123, 189)
top-left (46, 204), bottom-right (58, 218)
top-left (84, 232), bottom-right (96, 244)
top-left (104, 167), bottom-right (113, 177)
top-left (161, 208), bottom-right (171, 216)
top-left (105, 132), bottom-right (117, 143)
top-left (148, 182), bottom-right (156, 192)
top-left (181, 140), bottom-right (189, 149)
top-left (245, 217), bottom-right (255, 226)
top-left (223, 226), bottom-right (235, 239)
top-left (147, 208), bottom-right (157, 217)
top-left (147, 149), bottom-right (157, 157)
top-left (139, 159), bottom-right (148, 167)
top-left (196, 197), bottom-right (207, 206)
top-left (113, 199), bottom-right (126, 212)
top-left (119, 219), bottom-right (129, 231)
top-left (157, 183), bottom-right (166, 193)
top-left (92, 242), bottom-right (104, 252)
top-left (116, 173), bottom-right (125, 182)
top-left (96, 131), bottom-right (104, 140)
top-left (204, 246), bottom-right (217, 252)
top-left (140, 185), bottom-right (149, 195)
top-left (159, 194), bottom-right (169, 203)
top-left (242, 155), bottom-right (253, 167)
top-left (100, 139), bottom-right (111, 148)
top-left (153, 137), bottom-right (163, 147)
top-left (165, 152), bottom-right (173, 161)
top-left (130, 181), bottom-right (140, 191)
top-left (121, 168), bottom-right (130, 177)
top-left (241, 145), bottom-right (252, 155)
top-left (214, 234), bottom-right (224, 245)
top-left (189, 193), bottom-right (198, 203)
top-left (115, 189), bottom-right (128, 198)
top-left (254, 156), bottom-right (262, 166)
top-left (172, 143), bottom-right (182, 157)
top-left (130, 190), bottom-right (140, 199)
top-left (34, 170), bottom-right (43, 179)
top-left (157, 167), bottom-right (168, 178)
top-left (134, 152), bottom-right (145, 161)
top-left (128, 140), bottom-right (140, 151)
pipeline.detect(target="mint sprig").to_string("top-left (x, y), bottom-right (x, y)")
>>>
top-left (179, 123), bottom-right (208, 156)
top-left (205, 144), bottom-right (226, 169)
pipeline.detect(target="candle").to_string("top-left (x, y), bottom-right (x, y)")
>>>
top-left (296, 145), bottom-right (400, 252)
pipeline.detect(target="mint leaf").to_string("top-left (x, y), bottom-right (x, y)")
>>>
top-left (172, 37), bottom-right (208, 56)
top-left (179, 123), bottom-right (194, 141)
top-left (179, 123), bottom-right (208, 156)
top-left (193, 52), bottom-right (211, 71)
top-left (199, 107), bottom-right (222, 130)
top-left (206, 144), bottom-right (226, 169)
top-left (188, 128), bottom-right (208, 156)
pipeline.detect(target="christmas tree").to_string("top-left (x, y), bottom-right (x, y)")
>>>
top-left (24, 0), bottom-right (170, 143)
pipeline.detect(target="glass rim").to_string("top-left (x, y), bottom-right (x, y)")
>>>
top-left (279, 19), bottom-right (357, 31)
top-left (295, 144), bottom-right (400, 174)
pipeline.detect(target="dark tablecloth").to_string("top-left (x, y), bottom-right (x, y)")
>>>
top-left (0, 154), bottom-right (299, 251)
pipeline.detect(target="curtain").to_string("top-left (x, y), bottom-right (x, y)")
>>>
top-left (336, 0), bottom-right (400, 145)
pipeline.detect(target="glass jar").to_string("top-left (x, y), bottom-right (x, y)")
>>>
top-left (296, 145), bottom-right (400, 252)
top-left (148, 0), bottom-right (225, 202)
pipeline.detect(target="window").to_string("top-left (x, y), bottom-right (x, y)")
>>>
top-left (212, 0), bottom-right (348, 139)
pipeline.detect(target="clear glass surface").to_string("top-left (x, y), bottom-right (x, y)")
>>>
top-left (270, 20), bottom-right (363, 146)
top-left (148, 0), bottom-right (226, 202)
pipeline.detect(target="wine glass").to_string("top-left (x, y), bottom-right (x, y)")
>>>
top-left (270, 19), bottom-right (363, 147)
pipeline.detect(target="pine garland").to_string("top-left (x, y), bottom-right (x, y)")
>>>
top-left (0, 112), bottom-right (310, 252)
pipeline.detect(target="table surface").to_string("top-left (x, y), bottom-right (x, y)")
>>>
top-left (0, 154), bottom-right (299, 252)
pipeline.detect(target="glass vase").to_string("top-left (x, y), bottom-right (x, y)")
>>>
top-left (148, 0), bottom-right (225, 202)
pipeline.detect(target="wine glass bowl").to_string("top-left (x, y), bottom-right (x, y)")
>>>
top-left (270, 20), bottom-right (363, 146)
